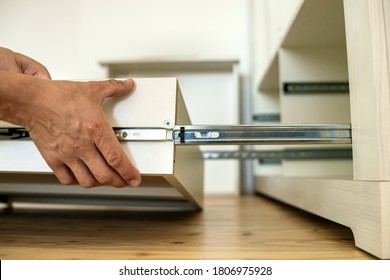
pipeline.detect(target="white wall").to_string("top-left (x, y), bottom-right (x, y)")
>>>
top-left (79, 0), bottom-right (248, 79)
top-left (0, 0), bottom-right (248, 80)
top-left (0, 0), bottom-right (81, 79)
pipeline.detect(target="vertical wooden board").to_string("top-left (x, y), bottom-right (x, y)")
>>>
top-left (382, 183), bottom-right (390, 257)
top-left (283, 160), bottom-right (353, 179)
top-left (165, 84), bottom-right (203, 208)
top-left (344, 0), bottom-right (390, 180)
top-left (122, 142), bottom-right (173, 175)
top-left (385, 0), bottom-right (390, 69)
top-left (279, 47), bottom-right (350, 124)
top-left (281, 94), bottom-right (351, 123)
top-left (278, 47), bottom-right (352, 179)
top-left (103, 77), bottom-right (177, 129)
top-left (166, 145), bottom-right (203, 209)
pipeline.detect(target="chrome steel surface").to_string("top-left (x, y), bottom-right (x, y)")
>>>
top-left (0, 124), bottom-right (352, 145)
top-left (173, 124), bottom-right (351, 145)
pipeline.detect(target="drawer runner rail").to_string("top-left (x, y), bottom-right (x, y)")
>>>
top-left (0, 124), bottom-right (352, 145)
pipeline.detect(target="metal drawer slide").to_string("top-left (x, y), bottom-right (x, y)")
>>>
top-left (1, 124), bottom-right (351, 145)
top-left (171, 124), bottom-right (351, 145)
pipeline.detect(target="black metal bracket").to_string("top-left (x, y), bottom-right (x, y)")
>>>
top-left (0, 128), bottom-right (30, 140)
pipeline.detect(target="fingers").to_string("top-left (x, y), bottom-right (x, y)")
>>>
top-left (68, 139), bottom-right (129, 188)
top-left (0, 50), bottom-right (24, 74)
top-left (44, 156), bottom-right (94, 188)
top-left (88, 123), bottom-right (141, 187)
top-left (45, 135), bottom-right (136, 188)
top-left (0, 47), bottom-right (51, 79)
top-left (51, 164), bottom-right (78, 186)
top-left (49, 155), bottom-right (130, 189)
top-left (16, 52), bottom-right (52, 80)
top-left (66, 160), bottom-right (100, 188)
top-left (45, 124), bottom-right (141, 188)
top-left (89, 78), bottom-right (135, 104)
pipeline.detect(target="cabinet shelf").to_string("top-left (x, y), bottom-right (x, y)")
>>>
top-left (258, 0), bottom-right (346, 92)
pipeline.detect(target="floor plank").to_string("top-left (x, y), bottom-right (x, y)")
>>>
top-left (0, 195), bottom-right (375, 259)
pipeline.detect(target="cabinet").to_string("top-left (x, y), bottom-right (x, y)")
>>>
top-left (255, 0), bottom-right (390, 259)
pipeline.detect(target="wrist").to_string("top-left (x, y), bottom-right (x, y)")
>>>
top-left (0, 71), bottom-right (39, 126)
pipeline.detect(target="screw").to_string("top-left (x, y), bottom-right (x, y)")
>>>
top-left (164, 120), bottom-right (172, 127)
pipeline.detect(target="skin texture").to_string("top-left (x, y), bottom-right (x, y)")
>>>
top-left (0, 47), bottom-right (141, 188)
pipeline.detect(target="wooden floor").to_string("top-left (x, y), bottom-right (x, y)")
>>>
top-left (0, 195), bottom-right (375, 260)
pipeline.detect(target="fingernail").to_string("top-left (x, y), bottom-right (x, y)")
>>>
top-left (124, 78), bottom-right (134, 85)
top-left (124, 78), bottom-right (136, 92)
top-left (129, 178), bottom-right (140, 187)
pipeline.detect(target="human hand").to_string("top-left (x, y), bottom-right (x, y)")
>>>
top-left (0, 47), bottom-right (51, 79)
top-left (21, 77), bottom-right (141, 188)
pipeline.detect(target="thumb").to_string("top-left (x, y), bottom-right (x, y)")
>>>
top-left (95, 78), bottom-right (135, 104)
